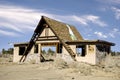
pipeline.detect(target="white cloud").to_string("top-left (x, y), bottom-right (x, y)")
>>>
top-left (94, 31), bottom-right (107, 38)
top-left (0, 4), bottom-right (108, 37)
top-left (72, 15), bottom-right (107, 27)
top-left (0, 5), bottom-right (54, 36)
top-left (107, 0), bottom-right (120, 4)
top-left (72, 15), bottom-right (88, 25)
top-left (84, 15), bottom-right (107, 27)
top-left (109, 28), bottom-right (120, 38)
top-left (0, 29), bottom-right (20, 36)
top-left (94, 28), bottom-right (120, 39)
top-left (111, 7), bottom-right (120, 20)
top-left (0, 22), bottom-right (22, 32)
top-left (97, 0), bottom-right (120, 4)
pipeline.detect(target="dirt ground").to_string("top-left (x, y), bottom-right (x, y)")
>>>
top-left (0, 55), bottom-right (120, 80)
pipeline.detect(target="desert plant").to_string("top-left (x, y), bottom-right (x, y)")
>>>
top-left (2, 48), bottom-right (13, 55)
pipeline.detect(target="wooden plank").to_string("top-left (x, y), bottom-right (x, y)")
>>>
top-left (37, 38), bottom-right (58, 41)
top-left (38, 36), bottom-right (57, 38)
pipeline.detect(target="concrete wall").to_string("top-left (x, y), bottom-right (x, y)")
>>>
top-left (76, 45), bottom-right (96, 65)
top-left (30, 46), bottom-right (34, 54)
top-left (13, 27), bottom-right (59, 62)
top-left (62, 46), bottom-right (73, 62)
top-left (61, 44), bottom-right (97, 64)
top-left (13, 46), bottom-right (34, 62)
top-left (13, 43), bottom-right (97, 64)
top-left (13, 43), bottom-right (99, 65)
top-left (13, 46), bottom-right (21, 62)
top-left (95, 45), bottom-right (109, 64)
top-left (13, 41), bottom-right (59, 62)
top-left (61, 45), bottom-right (76, 62)
top-left (70, 45), bottom-right (76, 53)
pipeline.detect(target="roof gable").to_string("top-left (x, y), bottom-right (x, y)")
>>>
top-left (42, 16), bottom-right (83, 41)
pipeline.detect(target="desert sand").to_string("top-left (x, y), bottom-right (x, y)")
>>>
top-left (0, 55), bottom-right (120, 80)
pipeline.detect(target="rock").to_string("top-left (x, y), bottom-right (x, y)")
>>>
top-left (72, 77), bottom-right (75, 79)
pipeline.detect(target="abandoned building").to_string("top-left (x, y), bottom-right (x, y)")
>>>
top-left (13, 16), bottom-right (115, 65)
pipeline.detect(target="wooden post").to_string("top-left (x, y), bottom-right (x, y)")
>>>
top-left (38, 43), bottom-right (41, 62)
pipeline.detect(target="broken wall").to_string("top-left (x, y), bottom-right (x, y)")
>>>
top-left (76, 45), bottom-right (96, 65)
top-left (13, 45), bottom-right (35, 62)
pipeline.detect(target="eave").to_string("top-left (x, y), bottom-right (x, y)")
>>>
top-left (66, 40), bottom-right (115, 46)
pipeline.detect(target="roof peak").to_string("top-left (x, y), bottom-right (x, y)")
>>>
top-left (40, 15), bottom-right (84, 41)
top-left (41, 16), bottom-right (73, 27)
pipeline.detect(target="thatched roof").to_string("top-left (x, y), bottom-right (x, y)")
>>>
top-left (42, 16), bottom-right (83, 41)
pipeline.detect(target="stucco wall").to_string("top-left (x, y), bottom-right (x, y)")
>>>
top-left (96, 45), bottom-right (109, 64)
top-left (76, 45), bottom-right (96, 65)
top-left (62, 46), bottom-right (73, 62)
top-left (62, 45), bottom-right (76, 62)
top-left (70, 45), bottom-right (76, 53)
top-left (13, 43), bottom-right (99, 64)
top-left (13, 46), bottom-right (21, 62)
top-left (61, 44), bottom-right (97, 64)
top-left (13, 46), bottom-right (34, 62)
top-left (29, 46), bottom-right (34, 54)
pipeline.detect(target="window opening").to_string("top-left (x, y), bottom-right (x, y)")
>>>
top-left (41, 46), bottom-right (56, 56)
top-left (19, 46), bottom-right (25, 55)
top-left (96, 44), bottom-right (110, 55)
top-left (76, 45), bottom-right (86, 57)
top-left (96, 44), bottom-right (104, 52)
top-left (34, 44), bottom-right (38, 53)
top-left (58, 43), bottom-right (62, 53)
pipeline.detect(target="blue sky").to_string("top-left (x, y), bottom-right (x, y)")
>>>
top-left (0, 0), bottom-right (120, 52)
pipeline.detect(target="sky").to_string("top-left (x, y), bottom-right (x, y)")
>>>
top-left (0, 0), bottom-right (120, 52)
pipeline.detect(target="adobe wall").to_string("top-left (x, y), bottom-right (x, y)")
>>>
top-left (76, 45), bottom-right (96, 65)
top-left (13, 46), bottom-right (21, 62)
top-left (62, 45), bottom-right (76, 62)
top-left (61, 44), bottom-right (97, 64)
top-left (13, 46), bottom-right (34, 62)
top-left (96, 45), bottom-right (110, 64)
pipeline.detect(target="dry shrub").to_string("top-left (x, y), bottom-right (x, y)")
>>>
top-left (54, 58), bottom-right (69, 69)
top-left (29, 59), bottom-right (36, 64)
top-left (70, 62), bottom-right (92, 75)
top-left (25, 54), bottom-right (40, 64)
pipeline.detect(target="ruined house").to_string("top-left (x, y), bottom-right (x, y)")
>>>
top-left (13, 16), bottom-right (115, 65)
